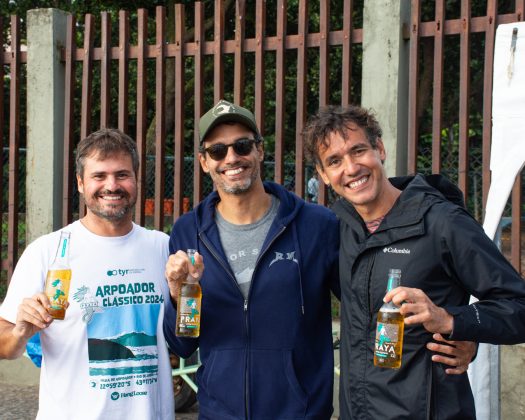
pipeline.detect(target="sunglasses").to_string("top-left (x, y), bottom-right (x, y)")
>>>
top-left (202, 138), bottom-right (258, 161)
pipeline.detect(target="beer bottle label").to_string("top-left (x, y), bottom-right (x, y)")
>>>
top-left (374, 322), bottom-right (400, 361)
top-left (45, 269), bottom-right (72, 310)
top-left (178, 297), bottom-right (201, 329)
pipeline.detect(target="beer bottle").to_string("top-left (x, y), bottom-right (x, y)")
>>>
top-left (44, 231), bottom-right (72, 320)
top-left (176, 249), bottom-right (202, 337)
top-left (374, 268), bottom-right (404, 369)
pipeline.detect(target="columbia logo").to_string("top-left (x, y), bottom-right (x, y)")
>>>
top-left (383, 247), bottom-right (411, 254)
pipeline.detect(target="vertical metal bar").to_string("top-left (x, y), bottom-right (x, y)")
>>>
top-left (7, 16), bottom-right (20, 281)
top-left (458, 0), bottom-right (471, 199)
top-left (80, 14), bottom-right (94, 139)
top-left (80, 15), bottom-right (95, 141)
top-left (431, 0), bottom-right (445, 174)
top-left (194, 2), bottom-right (204, 205)
top-left (154, 6), bottom-right (166, 231)
top-left (482, 0), bottom-right (496, 211)
top-left (63, 15), bottom-right (76, 227)
top-left (516, 0), bottom-right (525, 21)
top-left (0, 17), bottom-right (4, 271)
top-left (173, 4), bottom-right (185, 220)
top-left (118, 10), bottom-right (130, 133)
top-left (514, 0), bottom-right (524, 276)
top-left (254, 0), bottom-right (266, 139)
top-left (80, 14), bottom-right (95, 218)
top-left (295, 0), bottom-right (307, 198)
top-left (135, 9), bottom-right (148, 226)
top-left (511, 176), bottom-right (522, 273)
top-left (274, 0), bottom-right (286, 184)
top-left (234, 0), bottom-right (245, 105)
top-left (341, 0), bottom-right (353, 106)
top-left (319, 1), bottom-right (329, 107)
top-left (100, 12), bottom-right (111, 128)
top-left (214, 0), bottom-right (224, 103)
top-left (407, 0), bottom-right (420, 175)
top-left (317, 0), bottom-right (329, 206)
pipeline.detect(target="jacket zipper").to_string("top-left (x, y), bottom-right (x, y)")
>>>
top-left (363, 254), bottom-right (375, 415)
top-left (200, 225), bottom-right (287, 420)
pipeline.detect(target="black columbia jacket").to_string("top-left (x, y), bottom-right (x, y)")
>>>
top-left (333, 174), bottom-right (525, 420)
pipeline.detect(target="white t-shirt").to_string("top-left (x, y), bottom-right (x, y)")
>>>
top-left (0, 221), bottom-right (175, 420)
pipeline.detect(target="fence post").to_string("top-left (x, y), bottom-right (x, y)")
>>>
top-left (26, 9), bottom-right (68, 242)
top-left (361, 0), bottom-right (410, 177)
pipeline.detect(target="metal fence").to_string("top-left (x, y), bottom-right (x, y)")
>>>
top-left (58, 0), bottom-right (361, 233)
top-left (1, 1), bottom-right (524, 287)
top-left (407, 0), bottom-right (524, 271)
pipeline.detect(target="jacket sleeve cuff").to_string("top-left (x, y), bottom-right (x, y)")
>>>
top-left (444, 305), bottom-right (478, 341)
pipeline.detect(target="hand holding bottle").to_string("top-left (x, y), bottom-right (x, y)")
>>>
top-left (165, 249), bottom-right (204, 301)
top-left (384, 286), bottom-right (454, 335)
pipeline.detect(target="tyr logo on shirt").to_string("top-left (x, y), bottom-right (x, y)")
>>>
top-left (269, 251), bottom-right (298, 267)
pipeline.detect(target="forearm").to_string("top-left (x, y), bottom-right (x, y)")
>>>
top-left (0, 319), bottom-right (29, 360)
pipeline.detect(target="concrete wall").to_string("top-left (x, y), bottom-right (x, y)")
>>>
top-left (501, 344), bottom-right (525, 419)
top-left (26, 8), bottom-right (68, 243)
top-left (361, 0), bottom-right (409, 177)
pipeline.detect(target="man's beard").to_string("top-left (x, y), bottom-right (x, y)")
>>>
top-left (85, 188), bottom-right (136, 221)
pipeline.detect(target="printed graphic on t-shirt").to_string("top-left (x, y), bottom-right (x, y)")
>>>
top-left (74, 280), bottom-right (164, 397)
top-left (236, 267), bottom-right (254, 285)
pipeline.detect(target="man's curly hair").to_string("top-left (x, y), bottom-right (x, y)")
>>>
top-left (303, 105), bottom-right (383, 167)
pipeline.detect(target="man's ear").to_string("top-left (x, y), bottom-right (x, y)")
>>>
top-left (198, 152), bottom-right (210, 173)
top-left (316, 164), bottom-right (330, 186)
top-left (255, 141), bottom-right (264, 163)
top-left (376, 138), bottom-right (387, 163)
top-left (77, 174), bottom-right (84, 194)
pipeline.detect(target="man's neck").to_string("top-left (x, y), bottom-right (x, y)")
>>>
top-left (216, 182), bottom-right (272, 225)
top-left (80, 212), bottom-right (133, 237)
top-left (355, 182), bottom-right (402, 222)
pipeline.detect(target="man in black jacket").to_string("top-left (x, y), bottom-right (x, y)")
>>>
top-left (303, 105), bottom-right (525, 419)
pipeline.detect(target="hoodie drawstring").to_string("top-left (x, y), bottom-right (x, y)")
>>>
top-left (292, 222), bottom-right (305, 315)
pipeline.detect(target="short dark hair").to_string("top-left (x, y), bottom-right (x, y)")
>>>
top-left (303, 105), bottom-right (383, 167)
top-left (76, 128), bottom-right (139, 177)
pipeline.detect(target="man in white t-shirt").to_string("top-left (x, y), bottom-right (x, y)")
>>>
top-left (0, 129), bottom-right (174, 420)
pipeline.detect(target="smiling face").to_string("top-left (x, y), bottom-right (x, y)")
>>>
top-left (316, 124), bottom-right (395, 219)
top-left (198, 122), bottom-right (263, 196)
top-left (77, 151), bottom-right (137, 223)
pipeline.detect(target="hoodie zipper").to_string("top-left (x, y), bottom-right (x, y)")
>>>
top-left (200, 223), bottom-right (287, 420)
top-left (243, 224), bottom-right (287, 419)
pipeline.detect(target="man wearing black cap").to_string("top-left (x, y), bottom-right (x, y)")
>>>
top-left (162, 100), bottom-right (475, 419)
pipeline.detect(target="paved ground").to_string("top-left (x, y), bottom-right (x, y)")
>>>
top-left (0, 381), bottom-right (199, 420)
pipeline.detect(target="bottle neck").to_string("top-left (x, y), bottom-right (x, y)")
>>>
top-left (53, 232), bottom-right (71, 268)
top-left (185, 274), bottom-right (199, 284)
top-left (386, 275), bottom-right (400, 292)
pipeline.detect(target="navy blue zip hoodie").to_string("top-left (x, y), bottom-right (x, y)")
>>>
top-left (164, 182), bottom-right (340, 420)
